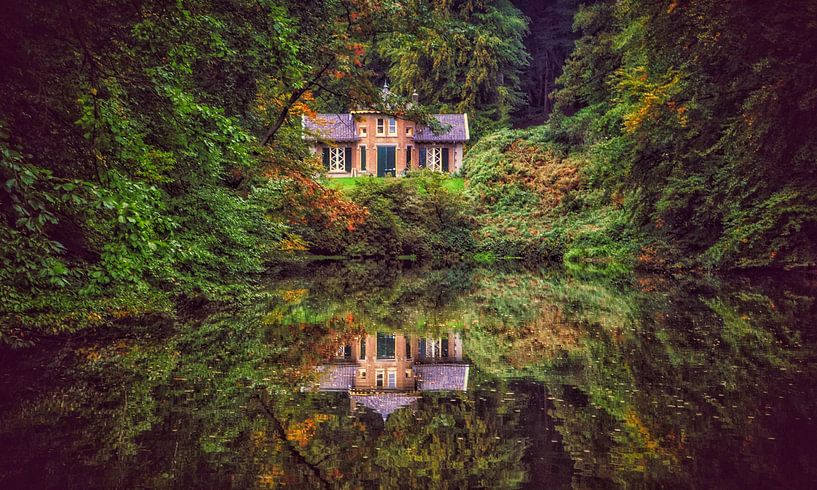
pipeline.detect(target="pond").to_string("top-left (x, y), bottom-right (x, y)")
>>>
top-left (2, 262), bottom-right (817, 488)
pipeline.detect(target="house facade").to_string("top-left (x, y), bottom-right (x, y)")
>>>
top-left (302, 101), bottom-right (470, 177)
top-left (314, 332), bottom-right (470, 420)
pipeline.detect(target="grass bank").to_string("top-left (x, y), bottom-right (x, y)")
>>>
top-left (324, 175), bottom-right (465, 194)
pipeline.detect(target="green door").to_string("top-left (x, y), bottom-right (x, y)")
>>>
top-left (377, 146), bottom-right (396, 177)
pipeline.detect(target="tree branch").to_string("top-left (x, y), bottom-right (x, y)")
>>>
top-left (260, 60), bottom-right (334, 146)
top-left (255, 392), bottom-right (333, 488)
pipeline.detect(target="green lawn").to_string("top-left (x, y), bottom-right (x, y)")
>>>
top-left (444, 177), bottom-right (465, 193)
top-left (324, 176), bottom-right (465, 194)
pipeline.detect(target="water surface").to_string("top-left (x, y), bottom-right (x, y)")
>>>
top-left (2, 263), bottom-right (816, 488)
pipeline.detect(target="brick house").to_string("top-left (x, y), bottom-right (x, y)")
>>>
top-left (302, 88), bottom-right (470, 177)
top-left (314, 332), bottom-right (470, 421)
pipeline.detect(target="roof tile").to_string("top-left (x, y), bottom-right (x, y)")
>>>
top-left (414, 364), bottom-right (470, 391)
top-left (317, 364), bottom-right (357, 390)
top-left (351, 393), bottom-right (420, 420)
top-left (302, 113), bottom-right (469, 143)
top-left (302, 114), bottom-right (358, 142)
top-left (414, 114), bottom-right (469, 143)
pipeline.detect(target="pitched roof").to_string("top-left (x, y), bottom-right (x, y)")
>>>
top-left (317, 363), bottom-right (471, 392)
top-left (414, 114), bottom-right (470, 143)
top-left (351, 392), bottom-right (420, 420)
top-left (302, 113), bottom-right (469, 143)
top-left (317, 364), bottom-right (357, 391)
top-left (302, 114), bottom-right (358, 142)
top-left (414, 364), bottom-right (470, 391)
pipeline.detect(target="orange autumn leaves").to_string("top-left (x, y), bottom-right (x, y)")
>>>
top-left (286, 413), bottom-right (332, 447)
top-left (256, 90), bottom-right (317, 120)
top-left (280, 173), bottom-right (368, 233)
top-left (263, 163), bottom-right (368, 234)
top-left (504, 140), bottom-right (581, 210)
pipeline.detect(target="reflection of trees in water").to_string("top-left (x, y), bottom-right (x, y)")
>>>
top-left (271, 261), bottom-right (479, 335)
top-left (278, 386), bottom-right (543, 488)
top-left (487, 272), bottom-right (817, 488)
top-left (2, 266), bottom-right (817, 487)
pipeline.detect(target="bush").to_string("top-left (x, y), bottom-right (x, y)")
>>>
top-left (304, 173), bottom-right (476, 264)
top-left (465, 126), bottom-right (638, 273)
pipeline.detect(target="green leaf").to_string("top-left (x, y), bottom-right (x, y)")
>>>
top-left (20, 172), bottom-right (35, 185)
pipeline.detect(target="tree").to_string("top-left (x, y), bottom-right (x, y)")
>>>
top-left (550, 0), bottom-right (817, 269)
top-left (511, 0), bottom-right (580, 126)
top-left (377, 0), bottom-right (530, 139)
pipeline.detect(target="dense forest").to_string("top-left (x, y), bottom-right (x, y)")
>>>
top-left (1, 0), bottom-right (816, 344)
top-left (468, 0), bottom-right (817, 274)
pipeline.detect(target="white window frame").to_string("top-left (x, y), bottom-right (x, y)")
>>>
top-left (388, 118), bottom-right (397, 136)
top-left (376, 118), bottom-right (385, 136)
top-left (376, 369), bottom-right (384, 387)
top-left (427, 147), bottom-right (443, 172)
top-left (329, 147), bottom-right (345, 173)
top-left (387, 369), bottom-right (397, 388)
top-left (359, 126), bottom-right (367, 137)
top-left (427, 338), bottom-right (444, 358)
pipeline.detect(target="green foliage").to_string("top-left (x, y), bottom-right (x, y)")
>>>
top-left (562, 207), bottom-right (636, 279)
top-left (466, 0), bottom-right (817, 272)
top-left (377, 0), bottom-right (530, 139)
top-left (1, 135), bottom-right (70, 292)
top-left (307, 172), bottom-right (476, 263)
top-left (0, 1), bottom-right (318, 341)
top-left (549, 0), bottom-right (817, 270)
top-left (464, 125), bottom-right (637, 274)
top-left (3, 262), bottom-right (817, 487)
top-left (473, 251), bottom-right (498, 265)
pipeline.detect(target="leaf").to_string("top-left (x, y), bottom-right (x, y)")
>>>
top-left (20, 172), bottom-right (35, 185)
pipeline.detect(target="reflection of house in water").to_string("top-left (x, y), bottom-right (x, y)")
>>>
top-left (315, 333), bottom-right (469, 420)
